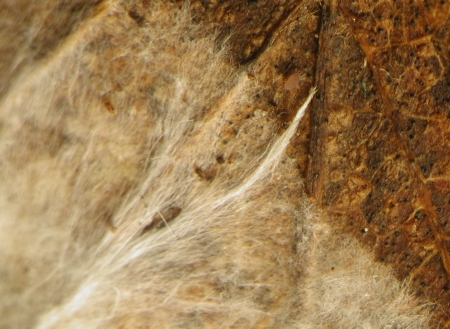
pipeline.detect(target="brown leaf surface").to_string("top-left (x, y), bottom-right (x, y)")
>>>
top-left (305, 0), bottom-right (450, 327)
top-left (191, 0), bottom-right (450, 326)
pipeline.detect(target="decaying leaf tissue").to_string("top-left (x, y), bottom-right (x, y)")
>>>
top-left (1, 0), bottom-right (450, 328)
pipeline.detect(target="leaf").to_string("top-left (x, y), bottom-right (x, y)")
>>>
top-left (2, 0), bottom-right (449, 326)
top-left (194, 0), bottom-right (450, 326)
top-left (304, 1), bottom-right (450, 326)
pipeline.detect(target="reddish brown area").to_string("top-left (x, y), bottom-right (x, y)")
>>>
top-left (186, 0), bottom-right (450, 326)
top-left (143, 0), bottom-right (450, 326)
top-left (304, 0), bottom-right (450, 326)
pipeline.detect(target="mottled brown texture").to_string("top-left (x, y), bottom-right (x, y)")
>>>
top-left (189, 3), bottom-right (450, 326)
top-left (186, 0), bottom-right (321, 179)
top-left (306, 0), bottom-right (450, 326)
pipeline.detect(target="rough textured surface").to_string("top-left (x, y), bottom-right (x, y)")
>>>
top-left (306, 0), bottom-right (450, 327)
top-left (1, 0), bottom-right (448, 328)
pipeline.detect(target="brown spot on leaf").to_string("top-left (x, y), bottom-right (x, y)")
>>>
top-left (194, 164), bottom-right (217, 181)
top-left (284, 72), bottom-right (303, 91)
top-left (128, 8), bottom-right (145, 25)
top-left (141, 206), bottom-right (182, 234)
top-left (101, 95), bottom-right (117, 114)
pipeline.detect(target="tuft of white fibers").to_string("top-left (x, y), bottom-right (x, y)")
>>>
top-left (299, 223), bottom-right (431, 329)
top-left (0, 0), bottom-right (433, 328)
